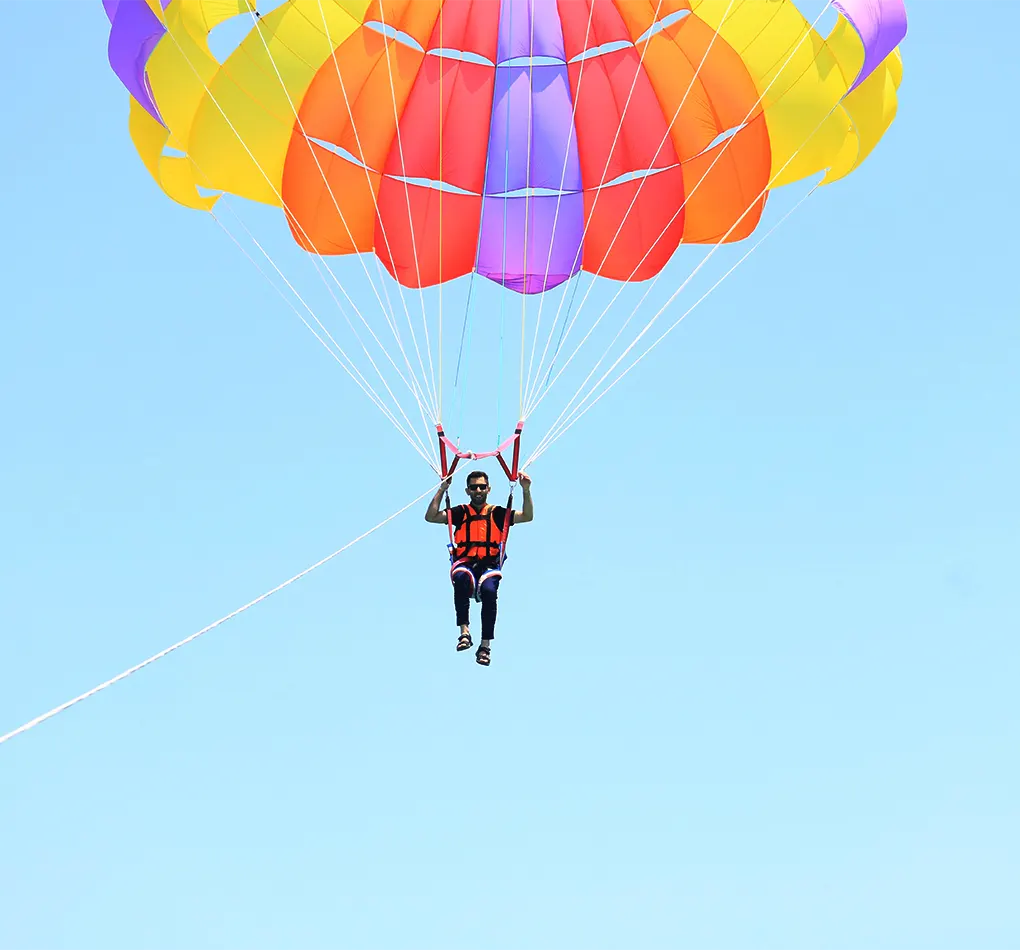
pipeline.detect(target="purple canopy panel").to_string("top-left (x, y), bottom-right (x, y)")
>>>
top-left (483, 65), bottom-right (581, 195)
top-left (104, 0), bottom-right (170, 124)
top-left (478, 0), bottom-right (583, 293)
top-left (832, 0), bottom-right (908, 91)
top-left (496, 0), bottom-right (566, 62)
top-left (477, 193), bottom-right (584, 293)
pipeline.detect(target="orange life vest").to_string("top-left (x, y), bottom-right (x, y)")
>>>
top-left (452, 504), bottom-right (508, 564)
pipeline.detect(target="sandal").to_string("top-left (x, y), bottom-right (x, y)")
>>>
top-left (456, 633), bottom-right (473, 652)
top-left (475, 646), bottom-right (491, 666)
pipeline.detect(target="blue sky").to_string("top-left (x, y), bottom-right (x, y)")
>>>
top-left (1, 3), bottom-right (1018, 948)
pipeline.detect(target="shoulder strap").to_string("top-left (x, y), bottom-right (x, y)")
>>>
top-left (497, 489), bottom-right (514, 568)
top-left (444, 496), bottom-right (456, 555)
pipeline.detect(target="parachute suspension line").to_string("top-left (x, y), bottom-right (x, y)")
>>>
top-left (527, 5), bottom-right (844, 455)
top-left (524, 0), bottom-right (597, 410)
top-left (531, 98), bottom-right (843, 460)
top-left (213, 211), bottom-right (434, 467)
top-left (496, 0), bottom-right (515, 447)
top-left (243, 25), bottom-right (439, 450)
top-left (520, 0), bottom-right (537, 422)
top-left (454, 283), bottom-right (476, 447)
top-left (526, 182), bottom-right (821, 468)
top-left (528, 6), bottom-right (847, 462)
top-left (0, 481), bottom-right (442, 748)
top-left (524, 0), bottom-right (832, 419)
top-left (451, 4), bottom-right (507, 444)
top-left (212, 210), bottom-right (437, 469)
top-left (522, 0), bottom-right (673, 414)
top-left (526, 0), bottom-right (742, 420)
top-left (376, 1), bottom-right (439, 418)
top-left (497, 280), bottom-right (506, 445)
top-left (519, 250), bottom-right (527, 424)
top-left (219, 207), bottom-right (436, 466)
top-left (453, 276), bottom-right (477, 390)
top-left (247, 7), bottom-right (408, 407)
top-left (523, 0), bottom-right (745, 420)
top-left (159, 21), bottom-right (439, 450)
top-left (368, 252), bottom-right (433, 431)
top-left (530, 270), bottom-right (585, 412)
top-left (312, 0), bottom-right (443, 427)
top-left (302, 247), bottom-right (439, 452)
top-left (438, 5), bottom-right (445, 422)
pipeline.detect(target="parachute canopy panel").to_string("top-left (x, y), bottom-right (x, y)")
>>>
top-left (105, 0), bottom-right (907, 294)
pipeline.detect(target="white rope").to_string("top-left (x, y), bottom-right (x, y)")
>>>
top-left (376, 2), bottom-right (440, 416)
top-left (246, 9), bottom-right (402, 371)
top-left (0, 482), bottom-right (441, 747)
top-left (520, 1), bottom-right (539, 420)
top-left (524, 0), bottom-right (828, 419)
top-left (524, 0), bottom-right (742, 416)
top-left (438, 8), bottom-right (445, 422)
top-left (526, 4), bottom-right (844, 448)
top-left (523, 0), bottom-right (598, 404)
top-left (525, 0), bottom-right (712, 411)
top-left (369, 248), bottom-right (433, 428)
top-left (249, 5), bottom-right (440, 431)
top-left (212, 210), bottom-right (438, 469)
top-left (159, 14), bottom-right (439, 451)
top-left (312, 0), bottom-right (442, 425)
top-left (526, 182), bottom-right (821, 467)
top-left (524, 0), bottom-right (672, 411)
top-left (296, 245), bottom-right (441, 460)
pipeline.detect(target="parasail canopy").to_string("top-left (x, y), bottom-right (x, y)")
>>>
top-left (103, 0), bottom-right (907, 469)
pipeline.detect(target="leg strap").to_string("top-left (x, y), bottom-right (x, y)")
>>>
top-left (450, 561), bottom-right (476, 596)
top-left (474, 567), bottom-right (502, 603)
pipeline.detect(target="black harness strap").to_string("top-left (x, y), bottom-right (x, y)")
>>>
top-left (497, 489), bottom-right (514, 568)
top-left (456, 505), bottom-right (502, 562)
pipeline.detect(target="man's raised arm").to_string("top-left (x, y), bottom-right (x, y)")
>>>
top-left (425, 476), bottom-right (453, 523)
top-left (514, 472), bottom-right (534, 524)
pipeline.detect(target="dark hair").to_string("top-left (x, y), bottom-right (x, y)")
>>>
top-left (466, 470), bottom-right (489, 487)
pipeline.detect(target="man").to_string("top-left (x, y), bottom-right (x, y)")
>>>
top-left (424, 469), bottom-right (533, 665)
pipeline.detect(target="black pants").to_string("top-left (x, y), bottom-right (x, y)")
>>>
top-left (452, 562), bottom-right (502, 640)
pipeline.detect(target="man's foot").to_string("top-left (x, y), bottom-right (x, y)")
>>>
top-left (475, 646), bottom-right (491, 666)
top-left (456, 633), bottom-right (473, 651)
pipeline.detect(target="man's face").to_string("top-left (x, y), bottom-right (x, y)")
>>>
top-left (466, 479), bottom-right (490, 505)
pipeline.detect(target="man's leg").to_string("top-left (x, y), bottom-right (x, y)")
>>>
top-left (452, 567), bottom-right (474, 649)
top-left (477, 571), bottom-right (501, 663)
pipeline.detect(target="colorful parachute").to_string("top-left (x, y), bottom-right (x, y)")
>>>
top-left (104, 0), bottom-right (905, 293)
top-left (102, 1), bottom-right (907, 467)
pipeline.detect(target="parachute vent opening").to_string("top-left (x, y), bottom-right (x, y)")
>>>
top-left (498, 55), bottom-right (566, 68)
top-left (307, 136), bottom-right (375, 174)
top-left (690, 122), bottom-right (749, 160)
top-left (490, 186), bottom-right (576, 199)
top-left (386, 174), bottom-right (476, 196)
top-left (569, 40), bottom-right (633, 64)
top-left (597, 164), bottom-right (677, 189)
top-left (636, 9), bottom-right (691, 45)
top-left (207, 10), bottom-right (257, 64)
top-left (364, 20), bottom-right (424, 52)
top-left (817, 4), bottom-right (840, 38)
top-left (427, 47), bottom-right (494, 67)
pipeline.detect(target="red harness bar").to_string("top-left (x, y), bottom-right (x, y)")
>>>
top-left (436, 421), bottom-right (523, 483)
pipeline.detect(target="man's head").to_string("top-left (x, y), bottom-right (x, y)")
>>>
top-left (465, 470), bottom-right (490, 506)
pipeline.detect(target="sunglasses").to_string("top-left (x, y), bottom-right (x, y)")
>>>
top-left (467, 484), bottom-right (489, 492)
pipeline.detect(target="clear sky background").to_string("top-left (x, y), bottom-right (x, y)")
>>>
top-left (1, 3), bottom-right (1018, 949)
